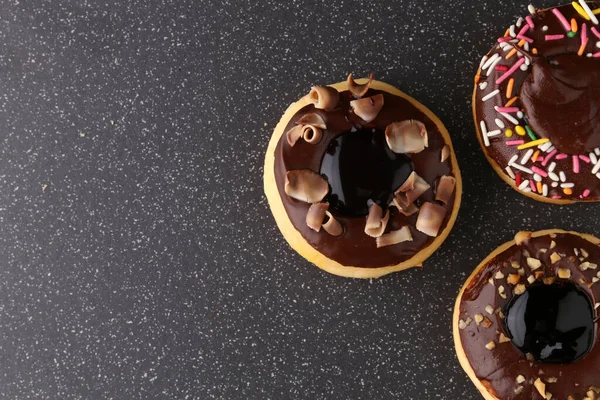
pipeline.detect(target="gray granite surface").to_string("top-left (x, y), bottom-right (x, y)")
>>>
top-left (0, 0), bottom-right (598, 399)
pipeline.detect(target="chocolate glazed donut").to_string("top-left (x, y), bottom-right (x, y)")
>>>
top-left (264, 75), bottom-right (462, 278)
top-left (473, 2), bottom-right (600, 203)
top-left (454, 230), bottom-right (600, 400)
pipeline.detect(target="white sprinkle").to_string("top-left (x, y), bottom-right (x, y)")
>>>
top-left (528, 4), bottom-right (536, 14)
top-left (551, 182), bottom-right (559, 188)
top-left (524, 42), bottom-right (530, 52)
top-left (521, 149), bottom-right (534, 164)
top-left (592, 161), bottom-right (600, 174)
top-left (518, 180), bottom-right (530, 190)
top-left (597, 41), bottom-right (600, 48)
top-left (595, 148), bottom-right (600, 156)
top-left (505, 166), bottom-right (516, 179)
top-left (559, 171), bottom-right (567, 182)
top-left (495, 118), bottom-right (506, 129)
top-left (510, 24), bottom-right (516, 37)
top-left (542, 25), bottom-right (549, 32)
top-left (512, 163), bottom-right (534, 174)
top-left (539, 141), bottom-right (553, 152)
top-left (482, 53), bottom-right (500, 70)
top-left (561, 183), bottom-right (575, 188)
top-left (548, 172), bottom-right (559, 181)
top-left (546, 146), bottom-right (555, 153)
top-left (480, 121), bottom-right (490, 147)
top-left (487, 130), bottom-right (502, 137)
top-left (499, 111), bottom-right (519, 125)
top-left (479, 82), bottom-right (489, 90)
top-left (597, 173), bottom-right (600, 179)
top-left (486, 57), bottom-right (502, 76)
top-left (516, 17), bottom-right (524, 27)
top-left (482, 90), bottom-right (500, 102)
top-left (480, 55), bottom-right (489, 68)
top-left (543, 184), bottom-right (548, 196)
top-left (517, 111), bottom-right (524, 119)
top-left (578, 0), bottom-right (599, 25)
top-left (520, 63), bottom-right (529, 71)
top-left (548, 162), bottom-right (557, 172)
top-left (534, 174), bottom-right (542, 182)
top-left (590, 153), bottom-right (598, 164)
top-left (508, 154), bottom-right (519, 165)
top-left (524, 55), bottom-right (531, 65)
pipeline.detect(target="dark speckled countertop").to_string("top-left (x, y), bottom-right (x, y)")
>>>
top-left (1, 0), bottom-right (598, 399)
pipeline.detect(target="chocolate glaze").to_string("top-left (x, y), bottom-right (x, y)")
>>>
top-left (474, 3), bottom-right (600, 201)
top-left (320, 128), bottom-right (414, 217)
top-left (458, 233), bottom-right (600, 399)
top-left (274, 89), bottom-right (456, 268)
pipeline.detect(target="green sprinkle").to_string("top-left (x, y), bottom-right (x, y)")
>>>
top-left (525, 125), bottom-right (537, 141)
top-left (568, 31), bottom-right (577, 38)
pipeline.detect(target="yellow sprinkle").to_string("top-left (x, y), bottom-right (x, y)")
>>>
top-left (516, 126), bottom-right (526, 136)
top-left (505, 129), bottom-right (514, 138)
top-left (564, 187), bottom-right (573, 195)
top-left (517, 138), bottom-right (550, 150)
top-left (573, 2), bottom-right (591, 20)
top-left (594, 8), bottom-right (600, 15)
top-left (505, 97), bottom-right (519, 107)
top-left (571, 18), bottom-right (579, 33)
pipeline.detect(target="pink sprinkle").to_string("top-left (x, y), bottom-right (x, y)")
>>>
top-left (518, 24), bottom-right (530, 37)
top-left (592, 27), bottom-right (600, 39)
top-left (532, 166), bottom-right (548, 177)
top-left (536, 157), bottom-right (545, 164)
top-left (579, 155), bottom-right (591, 163)
top-left (495, 65), bottom-right (509, 71)
top-left (552, 8), bottom-right (572, 32)
top-left (530, 180), bottom-right (537, 192)
top-left (582, 23), bottom-right (588, 45)
top-left (583, 189), bottom-right (591, 198)
top-left (573, 155), bottom-right (580, 173)
top-left (542, 150), bottom-right (557, 166)
top-left (556, 154), bottom-right (568, 160)
top-left (517, 35), bottom-right (534, 43)
top-left (496, 57), bottom-right (526, 85)
top-left (545, 34), bottom-right (565, 41)
top-left (498, 36), bottom-right (513, 43)
top-left (593, 52), bottom-right (600, 58)
top-left (526, 16), bottom-right (535, 29)
top-left (496, 107), bottom-right (520, 113)
top-left (506, 140), bottom-right (525, 146)
top-left (552, 195), bottom-right (562, 199)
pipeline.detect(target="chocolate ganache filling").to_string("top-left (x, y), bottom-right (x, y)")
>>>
top-left (504, 281), bottom-right (595, 364)
top-left (320, 128), bottom-right (414, 217)
top-left (520, 54), bottom-right (600, 154)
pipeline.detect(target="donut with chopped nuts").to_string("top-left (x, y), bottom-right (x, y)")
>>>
top-left (454, 229), bottom-right (600, 399)
top-left (263, 75), bottom-right (462, 278)
top-left (473, 2), bottom-right (600, 203)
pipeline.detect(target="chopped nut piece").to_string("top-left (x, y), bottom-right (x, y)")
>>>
top-left (550, 252), bottom-right (561, 264)
top-left (516, 375), bottom-right (526, 384)
top-left (465, 317), bottom-right (473, 325)
top-left (527, 257), bottom-right (542, 270)
top-left (526, 353), bottom-right (535, 361)
top-left (488, 278), bottom-right (494, 286)
top-left (458, 319), bottom-right (468, 330)
top-left (474, 314), bottom-right (484, 326)
top-left (485, 305), bottom-right (494, 315)
top-left (498, 285), bottom-right (505, 294)
top-left (543, 277), bottom-right (556, 285)
top-left (535, 271), bottom-right (545, 279)
top-left (546, 392), bottom-right (552, 400)
top-left (514, 284), bottom-right (526, 295)
top-left (535, 378), bottom-right (546, 398)
top-left (441, 145), bottom-right (450, 162)
top-left (528, 275), bottom-right (536, 284)
top-left (581, 262), bottom-right (598, 271)
top-left (507, 274), bottom-right (520, 285)
top-left (550, 240), bottom-right (556, 249)
top-left (581, 248), bottom-right (589, 258)
top-left (511, 261), bottom-right (521, 269)
top-left (575, 248), bottom-right (580, 256)
top-left (485, 341), bottom-right (496, 350)
top-left (498, 310), bottom-right (505, 319)
top-left (595, 303), bottom-right (600, 310)
top-left (499, 293), bottom-right (507, 299)
top-left (518, 268), bottom-right (526, 276)
top-left (558, 268), bottom-right (571, 279)
top-left (546, 377), bottom-right (558, 383)
top-left (495, 271), bottom-right (505, 280)
top-left (514, 386), bottom-right (524, 395)
top-left (482, 317), bottom-right (493, 329)
top-left (539, 248), bottom-right (547, 254)
top-left (499, 333), bottom-right (511, 343)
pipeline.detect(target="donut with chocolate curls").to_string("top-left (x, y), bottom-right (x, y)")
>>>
top-left (454, 229), bottom-right (600, 400)
top-left (264, 74), bottom-right (462, 278)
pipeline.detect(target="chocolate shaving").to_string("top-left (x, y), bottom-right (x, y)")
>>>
top-left (376, 226), bottom-right (413, 248)
top-left (394, 201), bottom-right (419, 216)
top-left (347, 72), bottom-right (374, 98)
top-left (416, 202), bottom-right (447, 237)
top-left (286, 124), bottom-right (322, 146)
top-left (322, 211), bottom-right (343, 237)
top-left (350, 94), bottom-right (384, 123)
top-left (284, 170), bottom-right (329, 203)
top-left (385, 120), bottom-right (429, 154)
top-left (308, 86), bottom-right (340, 111)
top-left (441, 145), bottom-right (450, 162)
top-left (397, 171), bottom-right (416, 193)
top-left (405, 174), bottom-right (431, 205)
top-left (306, 202), bottom-right (329, 232)
top-left (296, 113), bottom-right (326, 129)
top-left (286, 125), bottom-right (305, 147)
top-left (364, 203), bottom-right (390, 238)
top-left (435, 176), bottom-right (456, 205)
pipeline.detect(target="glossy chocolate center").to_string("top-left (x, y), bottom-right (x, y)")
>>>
top-left (319, 128), bottom-right (414, 217)
top-left (504, 282), bottom-right (595, 364)
top-left (520, 54), bottom-right (600, 154)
